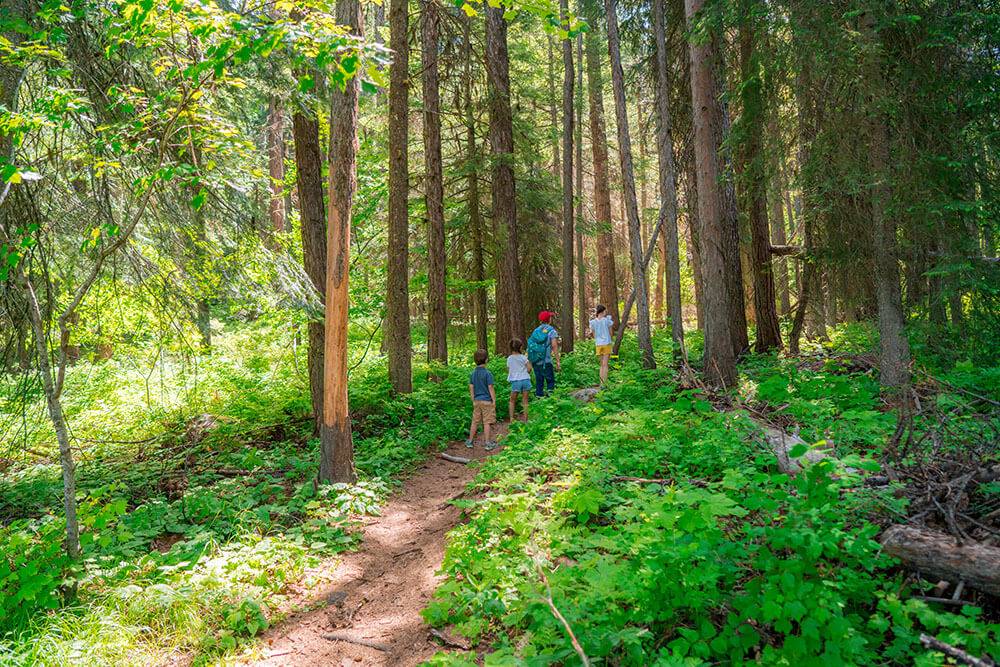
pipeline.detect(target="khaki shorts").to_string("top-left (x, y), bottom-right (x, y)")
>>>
top-left (471, 400), bottom-right (496, 428)
top-left (595, 344), bottom-right (612, 356)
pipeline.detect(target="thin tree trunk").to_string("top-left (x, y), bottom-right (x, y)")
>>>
top-left (292, 107), bottom-right (327, 433)
top-left (605, 0), bottom-right (654, 368)
top-left (770, 156), bottom-right (791, 315)
top-left (652, 0), bottom-right (684, 357)
top-left (684, 155), bottom-right (706, 330)
top-left (560, 0), bottom-right (575, 353)
top-left (584, 27), bottom-right (620, 326)
top-left (737, 5), bottom-right (781, 352)
top-left (684, 0), bottom-right (735, 386)
top-left (485, 5), bottom-right (524, 344)
top-left (863, 11), bottom-right (910, 393)
top-left (575, 33), bottom-right (587, 342)
top-left (548, 34), bottom-right (560, 180)
top-left (386, 0), bottom-right (412, 392)
top-left (422, 0), bottom-right (447, 364)
top-left (463, 15), bottom-right (488, 352)
top-left (21, 275), bottom-right (79, 560)
top-left (320, 0), bottom-right (362, 484)
top-left (266, 96), bottom-right (287, 234)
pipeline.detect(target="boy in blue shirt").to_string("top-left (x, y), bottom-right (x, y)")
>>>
top-left (466, 349), bottom-right (497, 450)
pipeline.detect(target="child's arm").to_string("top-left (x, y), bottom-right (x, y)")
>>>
top-left (526, 358), bottom-right (533, 373)
top-left (489, 382), bottom-right (496, 403)
top-left (469, 383), bottom-right (475, 402)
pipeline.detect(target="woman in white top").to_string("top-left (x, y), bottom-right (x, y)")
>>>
top-left (589, 304), bottom-right (614, 385)
top-left (506, 338), bottom-right (533, 422)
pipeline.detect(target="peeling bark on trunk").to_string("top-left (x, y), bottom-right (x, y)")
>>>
top-left (292, 108), bottom-right (327, 433)
top-left (386, 0), bottom-right (412, 392)
top-left (320, 0), bottom-right (362, 484)
top-left (266, 97), bottom-right (287, 234)
top-left (422, 0), bottom-right (447, 364)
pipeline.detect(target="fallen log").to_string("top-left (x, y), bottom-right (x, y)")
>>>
top-left (440, 453), bottom-right (471, 464)
top-left (323, 633), bottom-right (390, 652)
top-left (920, 633), bottom-right (996, 667)
top-left (748, 417), bottom-right (834, 475)
top-left (880, 525), bottom-right (1000, 597)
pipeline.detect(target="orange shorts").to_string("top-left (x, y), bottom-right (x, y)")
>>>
top-left (595, 344), bottom-right (612, 356)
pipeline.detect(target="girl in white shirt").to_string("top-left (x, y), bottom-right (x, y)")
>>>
top-left (589, 304), bottom-right (615, 385)
top-left (506, 338), bottom-right (533, 422)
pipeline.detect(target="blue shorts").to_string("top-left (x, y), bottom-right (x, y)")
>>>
top-left (509, 379), bottom-right (532, 393)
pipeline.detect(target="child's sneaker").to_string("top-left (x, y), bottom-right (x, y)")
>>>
top-left (485, 440), bottom-right (498, 451)
top-left (465, 439), bottom-right (473, 448)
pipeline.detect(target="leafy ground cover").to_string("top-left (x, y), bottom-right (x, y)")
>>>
top-left (0, 322), bottom-right (489, 665)
top-left (423, 328), bottom-right (1000, 666)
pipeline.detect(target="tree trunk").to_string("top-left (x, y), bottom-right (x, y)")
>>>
top-left (684, 156), bottom-right (706, 330)
top-left (737, 6), bottom-right (781, 353)
top-left (605, 0), bottom-right (654, 368)
top-left (770, 157), bottom-right (791, 316)
top-left (584, 27), bottom-right (620, 326)
top-left (386, 0), bottom-right (412, 392)
top-left (575, 32), bottom-right (588, 342)
top-left (292, 108), bottom-right (327, 433)
top-left (21, 275), bottom-right (79, 561)
top-left (422, 0), bottom-right (447, 364)
top-left (463, 14), bottom-right (488, 352)
top-left (266, 96), bottom-right (287, 234)
top-left (548, 34), bottom-right (560, 180)
top-left (880, 525), bottom-right (1000, 597)
top-left (559, 0), bottom-right (575, 354)
top-left (652, 0), bottom-right (685, 357)
top-left (684, 0), bottom-right (736, 386)
top-left (485, 5), bottom-right (524, 344)
top-left (862, 11), bottom-right (911, 393)
top-left (320, 0), bottom-right (362, 484)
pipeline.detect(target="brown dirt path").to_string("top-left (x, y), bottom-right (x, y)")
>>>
top-left (246, 426), bottom-right (507, 666)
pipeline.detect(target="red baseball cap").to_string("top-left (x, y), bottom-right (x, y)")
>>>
top-left (538, 310), bottom-right (555, 323)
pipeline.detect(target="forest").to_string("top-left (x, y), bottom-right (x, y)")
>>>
top-left (1, 0), bottom-right (999, 664)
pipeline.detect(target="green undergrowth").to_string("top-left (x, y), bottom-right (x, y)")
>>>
top-left (423, 339), bottom-right (1000, 666)
top-left (0, 322), bottom-right (497, 665)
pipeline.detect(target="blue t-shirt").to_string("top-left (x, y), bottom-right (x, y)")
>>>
top-left (590, 316), bottom-right (614, 346)
top-left (469, 366), bottom-right (494, 401)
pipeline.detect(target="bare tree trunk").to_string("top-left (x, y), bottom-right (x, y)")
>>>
top-left (684, 0), bottom-right (736, 386)
top-left (575, 33), bottom-right (588, 342)
top-left (584, 27), bottom-right (620, 326)
top-left (422, 0), bottom-right (447, 364)
top-left (605, 0), bottom-right (654, 368)
top-left (652, 0), bottom-right (684, 357)
top-left (485, 5), bottom-right (524, 343)
top-left (463, 15), bottom-right (488, 352)
top-left (737, 4), bottom-right (781, 353)
top-left (386, 0), bottom-right (412, 392)
top-left (548, 34), bottom-right (560, 180)
top-left (292, 107), bottom-right (327, 433)
top-left (769, 154), bottom-right (791, 315)
top-left (560, 0), bottom-right (575, 353)
top-left (684, 155), bottom-right (706, 330)
top-left (320, 0), bottom-right (362, 484)
top-left (20, 276), bottom-right (79, 560)
top-left (863, 11), bottom-right (910, 393)
top-left (266, 96), bottom-right (287, 234)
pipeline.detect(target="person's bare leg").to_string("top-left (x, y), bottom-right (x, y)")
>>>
top-left (521, 391), bottom-right (529, 421)
top-left (600, 354), bottom-right (609, 385)
top-left (509, 395), bottom-right (516, 422)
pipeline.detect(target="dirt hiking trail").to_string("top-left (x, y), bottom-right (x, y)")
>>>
top-left (247, 425), bottom-right (508, 666)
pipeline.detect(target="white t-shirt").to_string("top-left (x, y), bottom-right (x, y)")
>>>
top-left (590, 316), bottom-right (614, 346)
top-left (507, 354), bottom-right (530, 381)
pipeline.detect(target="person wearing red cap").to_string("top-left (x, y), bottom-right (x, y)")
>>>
top-left (526, 310), bottom-right (560, 397)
